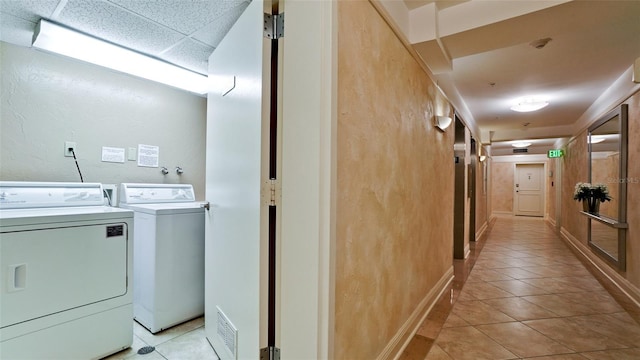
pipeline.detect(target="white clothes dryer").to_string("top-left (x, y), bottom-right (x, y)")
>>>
top-left (119, 183), bottom-right (205, 334)
top-left (0, 181), bottom-right (134, 360)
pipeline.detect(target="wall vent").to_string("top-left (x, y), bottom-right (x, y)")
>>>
top-left (513, 148), bottom-right (528, 153)
top-left (217, 306), bottom-right (238, 359)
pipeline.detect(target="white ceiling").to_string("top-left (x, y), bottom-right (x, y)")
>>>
top-left (1, 0), bottom-right (639, 156)
top-left (404, 0), bottom-right (640, 155)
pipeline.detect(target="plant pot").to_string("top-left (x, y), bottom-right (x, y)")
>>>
top-left (587, 197), bottom-right (600, 215)
top-left (582, 201), bottom-right (590, 212)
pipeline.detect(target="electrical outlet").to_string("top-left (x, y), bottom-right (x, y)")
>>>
top-left (64, 141), bottom-right (77, 157)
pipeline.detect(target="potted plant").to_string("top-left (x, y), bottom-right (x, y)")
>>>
top-left (574, 182), bottom-right (611, 214)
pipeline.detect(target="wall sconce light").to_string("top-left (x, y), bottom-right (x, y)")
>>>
top-left (479, 155), bottom-right (487, 162)
top-left (32, 19), bottom-right (208, 95)
top-left (434, 116), bottom-right (452, 131)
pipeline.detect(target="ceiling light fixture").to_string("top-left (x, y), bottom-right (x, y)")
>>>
top-left (510, 97), bottom-right (549, 112)
top-left (32, 19), bottom-right (208, 95)
top-left (511, 141), bottom-right (532, 148)
top-left (589, 135), bottom-right (606, 144)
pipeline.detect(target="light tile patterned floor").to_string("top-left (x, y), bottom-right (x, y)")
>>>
top-left (402, 215), bottom-right (640, 360)
top-left (102, 317), bottom-right (218, 360)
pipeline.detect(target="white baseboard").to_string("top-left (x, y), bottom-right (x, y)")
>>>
top-left (559, 227), bottom-right (640, 309)
top-left (375, 266), bottom-right (454, 360)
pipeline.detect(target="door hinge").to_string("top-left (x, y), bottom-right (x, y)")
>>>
top-left (263, 179), bottom-right (280, 206)
top-left (264, 13), bottom-right (284, 39)
top-left (260, 346), bottom-right (280, 360)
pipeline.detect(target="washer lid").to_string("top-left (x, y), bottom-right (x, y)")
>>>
top-left (120, 183), bottom-right (196, 205)
top-left (120, 201), bottom-right (205, 215)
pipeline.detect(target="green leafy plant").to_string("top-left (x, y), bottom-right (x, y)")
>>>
top-left (573, 182), bottom-right (611, 202)
top-left (591, 183), bottom-right (612, 202)
top-left (573, 182), bottom-right (592, 202)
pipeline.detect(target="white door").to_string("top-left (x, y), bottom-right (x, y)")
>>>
top-left (514, 163), bottom-right (545, 217)
top-left (204, 0), bottom-right (271, 358)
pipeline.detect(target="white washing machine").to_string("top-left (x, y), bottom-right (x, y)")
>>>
top-left (0, 181), bottom-right (134, 360)
top-left (119, 183), bottom-right (205, 334)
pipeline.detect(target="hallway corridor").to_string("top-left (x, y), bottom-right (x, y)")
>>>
top-left (405, 216), bottom-right (640, 360)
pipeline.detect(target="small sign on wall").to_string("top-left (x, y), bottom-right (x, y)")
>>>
top-left (138, 144), bottom-right (159, 168)
top-left (101, 147), bottom-right (125, 163)
top-left (547, 149), bottom-right (564, 158)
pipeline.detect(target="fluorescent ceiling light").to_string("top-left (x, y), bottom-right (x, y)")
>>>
top-left (511, 141), bottom-right (532, 148)
top-left (32, 19), bottom-right (208, 95)
top-left (589, 135), bottom-right (606, 144)
top-left (510, 97), bottom-right (549, 112)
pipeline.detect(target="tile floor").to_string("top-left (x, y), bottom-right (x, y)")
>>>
top-left (105, 215), bottom-right (640, 360)
top-left (102, 317), bottom-right (219, 360)
top-left (401, 215), bottom-right (640, 360)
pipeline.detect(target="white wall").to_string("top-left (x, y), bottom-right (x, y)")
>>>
top-left (0, 41), bottom-right (207, 199)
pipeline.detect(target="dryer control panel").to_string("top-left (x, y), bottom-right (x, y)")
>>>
top-left (0, 182), bottom-right (104, 209)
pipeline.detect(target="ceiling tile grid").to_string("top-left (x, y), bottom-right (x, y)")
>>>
top-left (0, 0), bottom-right (60, 23)
top-left (161, 37), bottom-right (213, 74)
top-left (108, 0), bottom-right (248, 36)
top-left (56, 0), bottom-right (185, 56)
top-left (192, 2), bottom-right (249, 47)
top-left (0, 0), bottom-right (251, 76)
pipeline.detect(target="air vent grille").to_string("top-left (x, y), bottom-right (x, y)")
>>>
top-left (513, 148), bottom-right (528, 153)
top-left (217, 306), bottom-right (238, 358)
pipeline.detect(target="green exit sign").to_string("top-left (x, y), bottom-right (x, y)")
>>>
top-left (548, 149), bottom-right (564, 158)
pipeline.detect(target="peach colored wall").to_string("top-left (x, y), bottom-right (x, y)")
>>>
top-left (561, 90), bottom-right (640, 295)
top-left (592, 155), bottom-right (619, 219)
top-left (561, 134), bottom-right (589, 243)
top-left (476, 148), bottom-right (488, 233)
top-left (547, 159), bottom-right (557, 221)
top-left (335, 1), bottom-right (454, 358)
top-left (491, 162), bottom-right (514, 213)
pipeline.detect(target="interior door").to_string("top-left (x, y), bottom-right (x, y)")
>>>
top-left (204, 0), bottom-right (271, 358)
top-left (514, 163), bottom-right (545, 217)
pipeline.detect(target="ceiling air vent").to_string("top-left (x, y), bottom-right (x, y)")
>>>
top-left (513, 148), bottom-right (528, 154)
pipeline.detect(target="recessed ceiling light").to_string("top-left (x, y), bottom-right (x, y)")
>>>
top-left (510, 97), bottom-right (549, 112)
top-left (512, 141), bottom-right (532, 148)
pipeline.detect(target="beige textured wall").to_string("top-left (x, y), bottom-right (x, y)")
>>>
top-left (561, 90), bottom-right (640, 294)
top-left (561, 134), bottom-right (589, 243)
top-left (547, 159), bottom-right (556, 220)
top-left (491, 162), bottom-right (513, 213)
top-left (0, 42), bottom-right (207, 198)
top-left (592, 155), bottom-right (619, 219)
top-left (335, 1), bottom-right (454, 358)
top-left (476, 148), bottom-right (488, 233)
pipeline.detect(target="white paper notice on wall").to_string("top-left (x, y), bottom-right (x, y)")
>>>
top-left (137, 144), bottom-right (159, 168)
top-left (101, 147), bottom-right (125, 163)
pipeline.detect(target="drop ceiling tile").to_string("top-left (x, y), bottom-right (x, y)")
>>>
top-left (57, 0), bottom-right (184, 56)
top-left (0, 0), bottom-right (59, 23)
top-left (192, 2), bottom-right (249, 47)
top-left (161, 38), bottom-right (213, 75)
top-left (0, 13), bottom-right (37, 47)
top-left (108, 0), bottom-right (248, 35)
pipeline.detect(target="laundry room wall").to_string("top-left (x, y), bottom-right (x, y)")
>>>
top-left (0, 42), bottom-right (207, 200)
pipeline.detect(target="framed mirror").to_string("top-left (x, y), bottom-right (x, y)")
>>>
top-left (587, 104), bottom-right (628, 270)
